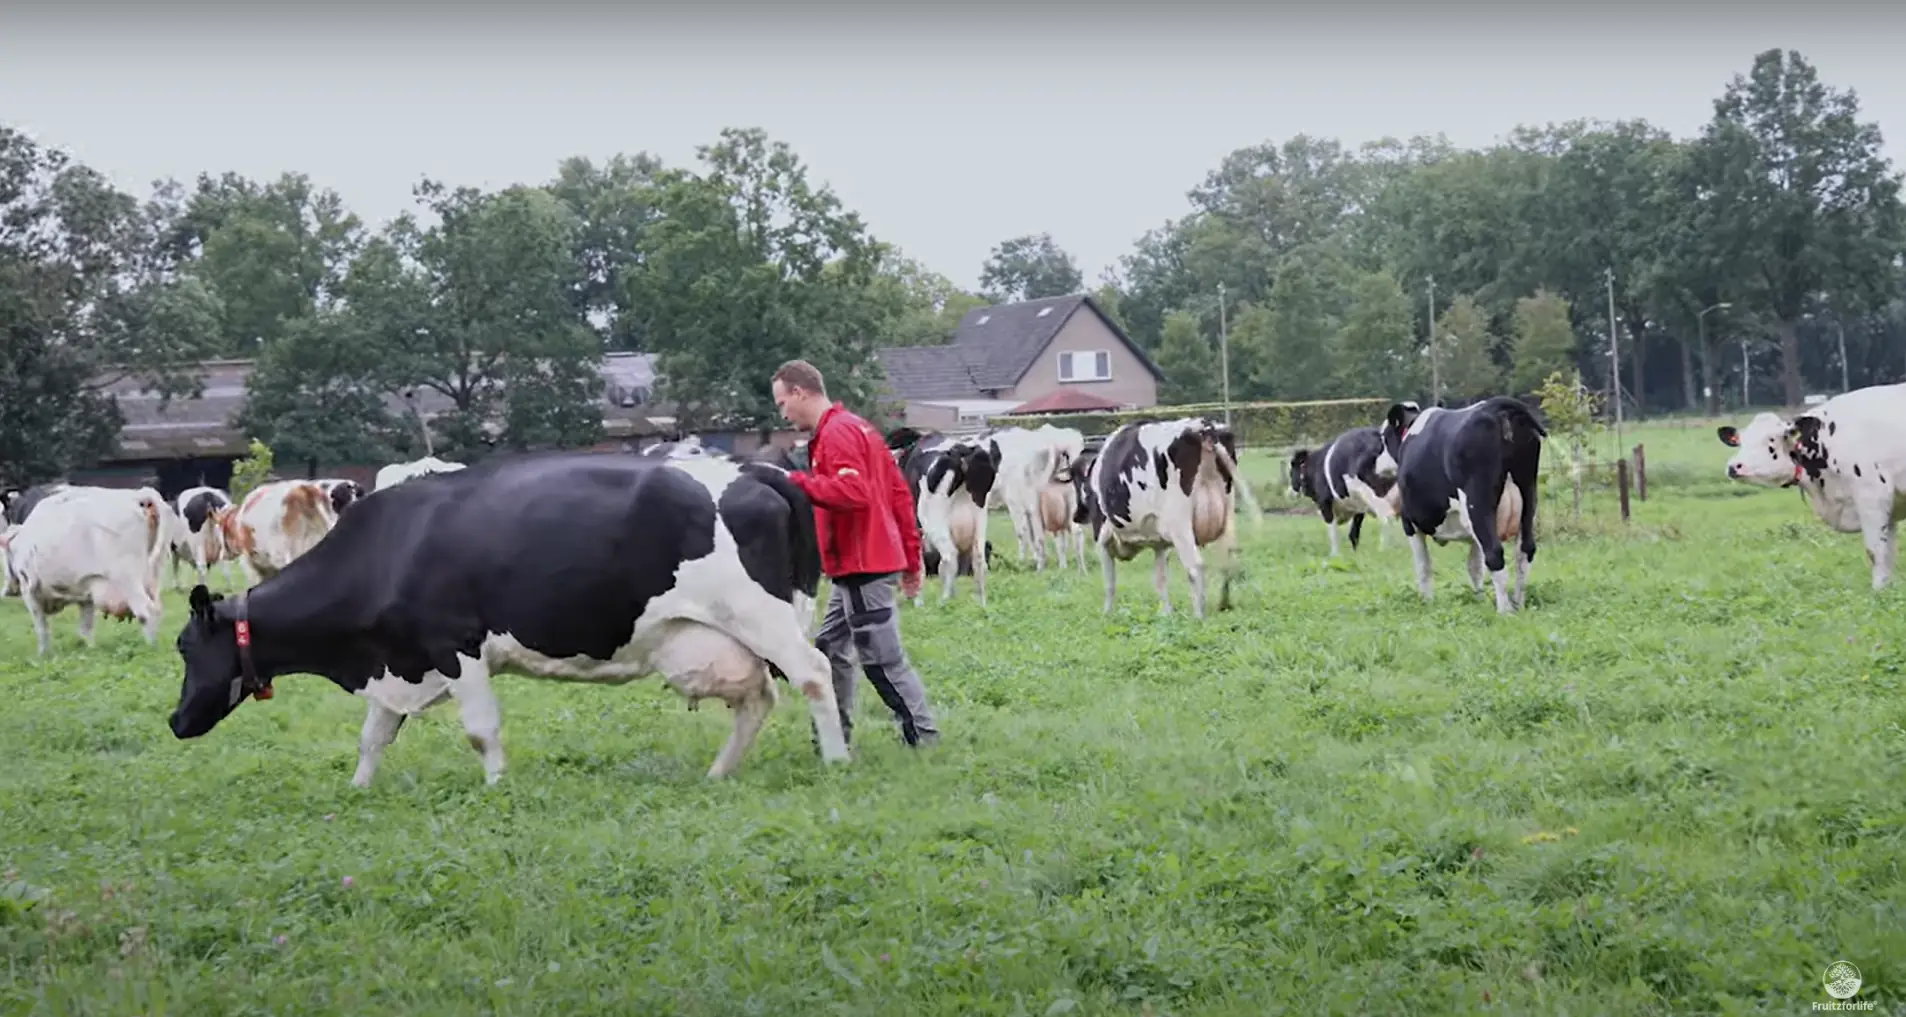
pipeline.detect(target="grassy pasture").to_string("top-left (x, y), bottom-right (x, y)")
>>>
top-left (2, 418), bottom-right (1902, 1015)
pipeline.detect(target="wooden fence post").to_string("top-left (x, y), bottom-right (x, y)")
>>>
top-left (1633, 444), bottom-right (1646, 501)
top-left (1617, 458), bottom-right (1631, 522)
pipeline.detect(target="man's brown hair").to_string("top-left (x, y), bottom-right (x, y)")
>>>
top-left (772, 359), bottom-right (827, 396)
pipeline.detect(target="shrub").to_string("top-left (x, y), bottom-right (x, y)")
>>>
top-left (229, 439), bottom-right (275, 501)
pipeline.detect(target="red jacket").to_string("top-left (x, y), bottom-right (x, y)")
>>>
top-left (789, 403), bottom-right (921, 579)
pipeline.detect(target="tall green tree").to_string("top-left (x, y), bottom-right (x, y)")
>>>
top-left (1689, 48), bottom-right (1906, 406)
top-left (1153, 309), bottom-right (1219, 404)
top-left (1509, 289), bottom-right (1577, 394)
top-left (628, 128), bottom-right (888, 427)
top-left (1434, 293), bottom-right (1504, 402)
top-left (978, 233), bottom-right (1083, 303)
top-left (545, 153), bottom-right (664, 350)
top-left (1333, 269), bottom-right (1422, 400)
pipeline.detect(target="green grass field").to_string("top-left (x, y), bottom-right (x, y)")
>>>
top-left (3, 418), bottom-right (1901, 1015)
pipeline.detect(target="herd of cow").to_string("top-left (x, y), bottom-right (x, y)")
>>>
top-left (1, 381), bottom-right (1900, 783)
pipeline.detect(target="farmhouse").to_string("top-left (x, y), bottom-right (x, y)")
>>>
top-left (875, 294), bottom-right (1163, 434)
top-left (79, 352), bottom-right (798, 497)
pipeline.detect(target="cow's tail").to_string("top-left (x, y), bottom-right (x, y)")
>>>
top-left (1211, 441), bottom-right (1264, 529)
top-left (135, 490), bottom-right (167, 596)
top-left (1482, 395), bottom-right (1550, 442)
top-left (742, 462), bottom-right (823, 616)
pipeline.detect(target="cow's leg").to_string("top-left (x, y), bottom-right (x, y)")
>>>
top-left (716, 588), bottom-right (849, 764)
top-left (1023, 506), bottom-right (1046, 571)
top-left (1466, 540), bottom-right (1486, 594)
top-left (1409, 530), bottom-right (1434, 601)
top-left (973, 533), bottom-right (989, 608)
top-left (1326, 517), bottom-right (1341, 557)
top-left (1213, 517), bottom-right (1240, 612)
top-left (76, 601), bottom-right (98, 647)
top-left (1073, 527), bottom-right (1088, 573)
top-left (1513, 546), bottom-right (1531, 609)
top-left (1458, 487), bottom-right (1514, 613)
top-left (1858, 498), bottom-right (1896, 590)
top-left (1348, 513), bottom-right (1364, 551)
top-left (350, 699), bottom-right (408, 788)
top-left (1098, 537), bottom-right (1119, 613)
top-left (442, 657), bottom-right (507, 784)
top-left (23, 593), bottom-right (53, 656)
top-left (708, 682), bottom-right (775, 778)
top-left (1169, 527), bottom-right (1208, 619)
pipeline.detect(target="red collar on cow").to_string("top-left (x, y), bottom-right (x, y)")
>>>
top-left (228, 590), bottom-right (273, 705)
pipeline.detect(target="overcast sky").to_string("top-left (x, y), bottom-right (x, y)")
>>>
top-left (2, 3), bottom-right (1900, 293)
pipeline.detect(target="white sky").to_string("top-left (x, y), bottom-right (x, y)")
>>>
top-left (2, 3), bottom-right (1900, 293)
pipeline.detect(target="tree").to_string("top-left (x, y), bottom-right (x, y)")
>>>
top-left (628, 128), bottom-right (889, 428)
top-left (544, 153), bottom-right (664, 350)
top-left (391, 182), bottom-right (604, 457)
top-left (978, 233), bottom-right (1082, 303)
top-left (1689, 48), bottom-right (1906, 406)
top-left (1434, 294), bottom-right (1503, 402)
top-left (235, 311), bottom-right (405, 470)
top-left (1153, 310), bottom-right (1219, 404)
top-left (1509, 289), bottom-right (1577, 393)
top-left (1241, 245), bottom-right (1351, 400)
top-left (1333, 270), bottom-right (1423, 400)
top-left (0, 126), bottom-right (215, 487)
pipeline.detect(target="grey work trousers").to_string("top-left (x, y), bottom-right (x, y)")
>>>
top-left (813, 572), bottom-right (938, 747)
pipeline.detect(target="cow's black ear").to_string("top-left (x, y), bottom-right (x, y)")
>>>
top-left (1290, 449), bottom-right (1309, 469)
top-left (1716, 426), bottom-right (1740, 447)
top-left (1385, 402), bottom-right (1415, 433)
top-left (188, 584), bottom-right (215, 618)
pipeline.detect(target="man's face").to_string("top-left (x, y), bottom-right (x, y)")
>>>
top-left (773, 379), bottom-right (805, 429)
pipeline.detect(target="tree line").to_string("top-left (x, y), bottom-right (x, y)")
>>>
top-left (2, 47), bottom-right (1901, 488)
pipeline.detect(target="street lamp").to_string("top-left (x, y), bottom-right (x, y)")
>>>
top-left (1697, 301), bottom-right (1731, 413)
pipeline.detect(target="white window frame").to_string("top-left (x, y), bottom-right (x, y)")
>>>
top-left (1057, 350), bottom-right (1112, 383)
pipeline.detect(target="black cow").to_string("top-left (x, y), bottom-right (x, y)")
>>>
top-left (168, 451), bottom-right (851, 784)
top-left (4, 483), bottom-right (69, 526)
top-left (317, 479), bottom-right (365, 516)
top-left (1288, 426), bottom-right (1398, 556)
top-left (1373, 397), bottom-right (1546, 612)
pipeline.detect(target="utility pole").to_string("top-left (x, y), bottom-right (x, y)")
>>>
top-left (1426, 275), bottom-right (1439, 405)
top-left (1218, 281), bottom-right (1231, 427)
top-left (1838, 319), bottom-right (1850, 393)
top-left (1742, 338), bottom-right (1751, 409)
top-left (1606, 267), bottom-right (1622, 449)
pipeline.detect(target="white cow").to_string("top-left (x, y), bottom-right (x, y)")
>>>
top-left (1079, 417), bottom-right (1252, 618)
top-left (984, 425), bottom-right (1087, 571)
top-left (217, 480), bottom-right (338, 584)
top-left (1718, 382), bottom-right (1906, 590)
top-left (0, 486), bottom-right (169, 655)
top-left (374, 456), bottom-right (468, 492)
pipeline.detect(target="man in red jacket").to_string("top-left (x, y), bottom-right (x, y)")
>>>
top-left (771, 359), bottom-right (939, 749)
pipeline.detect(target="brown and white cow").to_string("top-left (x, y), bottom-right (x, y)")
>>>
top-left (217, 480), bottom-right (338, 585)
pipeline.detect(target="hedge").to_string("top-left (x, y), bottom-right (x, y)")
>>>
top-left (986, 397), bottom-right (1391, 450)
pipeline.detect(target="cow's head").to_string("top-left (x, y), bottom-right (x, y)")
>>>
top-left (1718, 411), bottom-right (1828, 488)
top-left (327, 480), bottom-right (365, 515)
top-left (1288, 448), bottom-right (1314, 499)
top-left (1372, 401), bottom-right (1422, 479)
top-left (169, 584), bottom-right (269, 739)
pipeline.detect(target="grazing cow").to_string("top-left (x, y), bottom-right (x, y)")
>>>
top-left (0, 486), bottom-right (168, 655)
top-left (910, 439), bottom-right (1002, 605)
top-left (171, 486), bottom-right (236, 590)
top-left (1373, 397), bottom-right (1545, 612)
top-left (1083, 417), bottom-right (1249, 617)
top-left (317, 479), bottom-right (366, 516)
top-left (1718, 381), bottom-right (1906, 590)
top-left (217, 480), bottom-right (338, 585)
top-left (374, 456), bottom-right (467, 492)
top-left (1288, 426), bottom-right (1398, 555)
top-left (166, 452), bottom-right (849, 786)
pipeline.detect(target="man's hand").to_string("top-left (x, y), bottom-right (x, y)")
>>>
top-left (900, 569), bottom-right (922, 599)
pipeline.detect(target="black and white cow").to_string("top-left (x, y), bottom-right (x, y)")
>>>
top-left (1288, 425), bottom-right (1398, 555)
top-left (167, 451), bottom-right (850, 785)
top-left (1718, 381), bottom-right (1906, 590)
top-left (1373, 396), bottom-right (1545, 612)
top-left (909, 439), bottom-right (1001, 605)
top-left (1082, 416), bottom-right (1258, 617)
top-left (4, 483), bottom-right (69, 526)
top-left (171, 486), bottom-right (236, 589)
